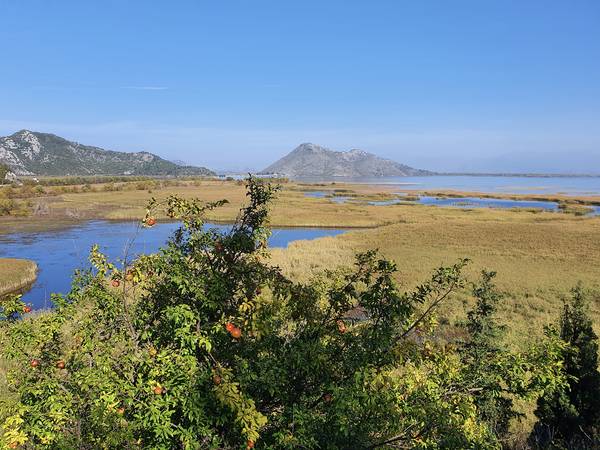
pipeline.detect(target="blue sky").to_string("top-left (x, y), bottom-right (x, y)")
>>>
top-left (1, 0), bottom-right (599, 173)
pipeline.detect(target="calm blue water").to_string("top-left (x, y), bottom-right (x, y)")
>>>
top-left (308, 190), bottom-right (600, 214)
top-left (304, 191), bottom-right (328, 198)
top-left (416, 196), bottom-right (560, 211)
top-left (297, 176), bottom-right (600, 196)
top-left (304, 191), bottom-right (350, 204)
top-left (0, 221), bottom-right (345, 309)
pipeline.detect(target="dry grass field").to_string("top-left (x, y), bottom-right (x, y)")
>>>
top-left (269, 204), bottom-right (600, 345)
top-left (3, 178), bottom-right (598, 229)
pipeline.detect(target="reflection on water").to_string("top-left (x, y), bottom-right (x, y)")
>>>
top-left (0, 221), bottom-right (345, 309)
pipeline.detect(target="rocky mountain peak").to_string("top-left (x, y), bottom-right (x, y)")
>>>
top-left (0, 130), bottom-right (215, 177)
top-left (262, 143), bottom-right (432, 177)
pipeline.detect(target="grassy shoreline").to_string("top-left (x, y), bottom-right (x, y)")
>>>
top-left (0, 258), bottom-right (38, 297)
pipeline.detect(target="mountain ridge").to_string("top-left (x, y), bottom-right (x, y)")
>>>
top-left (261, 143), bottom-right (432, 177)
top-left (0, 130), bottom-right (215, 177)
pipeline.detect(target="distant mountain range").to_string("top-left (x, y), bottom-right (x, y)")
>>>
top-left (0, 130), bottom-right (215, 177)
top-left (261, 143), bottom-right (432, 177)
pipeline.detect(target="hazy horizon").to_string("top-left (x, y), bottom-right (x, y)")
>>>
top-left (2, 1), bottom-right (599, 174)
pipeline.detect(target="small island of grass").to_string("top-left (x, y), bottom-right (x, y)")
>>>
top-left (0, 258), bottom-right (38, 297)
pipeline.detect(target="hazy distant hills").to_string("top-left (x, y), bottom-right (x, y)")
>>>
top-left (262, 143), bottom-right (432, 177)
top-left (0, 130), bottom-right (215, 177)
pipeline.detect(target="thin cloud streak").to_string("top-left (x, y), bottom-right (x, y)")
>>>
top-left (120, 86), bottom-right (169, 91)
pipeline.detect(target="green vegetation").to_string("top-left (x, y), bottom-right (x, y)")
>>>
top-left (458, 271), bottom-right (516, 438)
top-left (531, 286), bottom-right (600, 448)
top-left (0, 165), bottom-right (9, 184)
top-left (27, 175), bottom-right (155, 186)
top-left (1, 179), bottom-right (583, 449)
top-left (558, 202), bottom-right (594, 216)
top-left (0, 259), bottom-right (37, 297)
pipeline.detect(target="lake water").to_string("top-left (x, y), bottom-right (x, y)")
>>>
top-left (416, 196), bottom-right (560, 211)
top-left (297, 176), bottom-right (600, 196)
top-left (306, 191), bottom-right (599, 214)
top-left (304, 191), bottom-right (350, 203)
top-left (0, 221), bottom-right (345, 309)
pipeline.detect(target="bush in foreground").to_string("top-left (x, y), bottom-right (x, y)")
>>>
top-left (0, 178), bottom-right (568, 449)
top-left (530, 285), bottom-right (600, 449)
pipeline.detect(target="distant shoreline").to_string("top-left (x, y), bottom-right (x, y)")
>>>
top-left (433, 172), bottom-right (600, 178)
top-left (256, 172), bottom-right (600, 179)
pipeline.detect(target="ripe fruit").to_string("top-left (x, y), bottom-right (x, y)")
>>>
top-left (323, 393), bottom-right (333, 403)
top-left (22, 305), bottom-right (32, 314)
top-left (337, 320), bottom-right (347, 334)
top-left (225, 322), bottom-right (235, 332)
top-left (30, 359), bottom-right (40, 368)
top-left (8, 442), bottom-right (18, 449)
top-left (145, 217), bottom-right (156, 227)
top-left (255, 288), bottom-right (262, 295)
top-left (117, 407), bottom-right (125, 415)
top-left (212, 374), bottom-right (222, 385)
top-left (230, 327), bottom-right (242, 339)
top-left (56, 360), bottom-right (65, 369)
top-left (247, 441), bottom-right (255, 449)
top-left (111, 279), bottom-right (120, 288)
top-left (214, 242), bottom-right (223, 252)
top-left (153, 385), bottom-right (163, 395)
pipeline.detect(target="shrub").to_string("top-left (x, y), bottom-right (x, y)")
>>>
top-left (530, 285), bottom-right (600, 449)
top-left (0, 178), bottom-right (566, 449)
top-left (0, 164), bottom-right (9, 184)
top-left (0, 198), bottom-right (16, 216)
